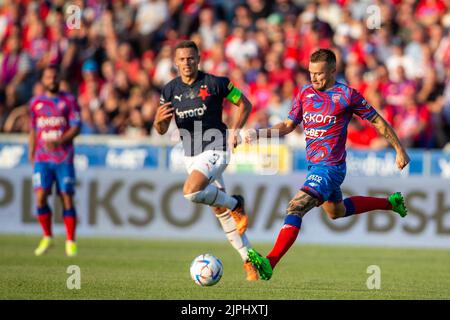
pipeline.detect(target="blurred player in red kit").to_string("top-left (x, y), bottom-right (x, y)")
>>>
top-left (29, 65), bottom-right (81, 257)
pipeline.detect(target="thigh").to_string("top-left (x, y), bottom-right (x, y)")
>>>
top-left (184, 169), bottom-right (211, 194)
top-left (33, 162), bottom-right (55, 193)
top-left (55, 163), bottom-right (76, 195)
top-left (185, 150), bottom-right (229, 184)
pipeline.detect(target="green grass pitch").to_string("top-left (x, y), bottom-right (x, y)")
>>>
top-left (1, 234), bottom-right (449, 300)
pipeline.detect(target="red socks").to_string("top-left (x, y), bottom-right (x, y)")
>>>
top-left (37, 206), bottom-right (77, 240)
top-left (63, 209), bottom-right (77, 241)
top-left (344, 196), bottom-right (392, 216)
top-left (266, 215), bottom-right (302, 269)
top-left (37, 205), bottom-right (52, 237)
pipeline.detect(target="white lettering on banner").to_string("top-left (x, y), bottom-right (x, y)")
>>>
top-left (106, 149), bottom-right (148, 169)
top-left (0, 146), bottom-right (24, 168)
top-left (74, 154), bottom-right (89, 171)
top-left (346, 153), bottom-right (407, 177)
top-left (36, 116), bottom-right (66, 128)
top-left (0, 169), bottom-right (449, 248)
top-left (438, 159), bottom-right (450, 178)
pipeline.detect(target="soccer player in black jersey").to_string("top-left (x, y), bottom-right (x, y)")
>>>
top-left (154, 40), bottom-right (258, 281)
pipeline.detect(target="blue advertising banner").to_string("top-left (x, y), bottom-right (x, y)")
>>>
top-left (292, 149), bottom-right (442, 177)
top-left (430, 151), bottom-right (450, 178)
top-left (0, 143), bottom-right (160, 170)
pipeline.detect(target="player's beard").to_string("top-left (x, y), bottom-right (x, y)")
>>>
top-left (45, 83), bottom-right (60, 94)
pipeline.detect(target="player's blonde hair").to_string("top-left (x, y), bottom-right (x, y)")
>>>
top-left (310, 49), bottom-right (336, 70)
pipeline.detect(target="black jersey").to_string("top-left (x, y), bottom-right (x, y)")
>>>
top-left (160, 71), bottom-right (238, 156)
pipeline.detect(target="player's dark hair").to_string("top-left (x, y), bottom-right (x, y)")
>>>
top-left (175, 40), bottom-right (199, 55)
top-left (310, 49), bottom-right (336, 69)
top-left (41, 64), bottom-right (60, 77)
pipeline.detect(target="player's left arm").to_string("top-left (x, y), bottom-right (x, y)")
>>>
top-left (223, 80), bottom-right (252, 149)
top-left (229, 94), bottom-right (252, 148)
top-left (369, 113), bottom-right (410, 170)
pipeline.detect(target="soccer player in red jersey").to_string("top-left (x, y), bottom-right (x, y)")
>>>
top-left (245, 49), bottom-right (410, 280)
top-left (29, 65), bottom-right (81, 257)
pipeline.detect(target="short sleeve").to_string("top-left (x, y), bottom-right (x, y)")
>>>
top-left (350, 89), bottom-right (377, 120)
top-left (216, 76), bottom-right (242, 104)
top-left (160, 82), bottom-right (172, 106)
top-left (287, 89), bottom-right (304, 125)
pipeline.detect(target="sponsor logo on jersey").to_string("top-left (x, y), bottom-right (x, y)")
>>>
top-left (176, 104), bottom-right (208, 119)
top-left (303, 112), bottom-right (336, 124)
top-left (174, 94), bottom-right (182, 101)
top-left (36, 116), bottom-right (67, 128)
top-left (308, 174), bottom-right (323, 183)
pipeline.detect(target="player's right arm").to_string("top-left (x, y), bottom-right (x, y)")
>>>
top-left (154, 84), bottom-right (174, 135)
top-left (28, 128), bottom-right (36, 164)
top-left (245, 87), bottom-right (304, 143)
top-left (350, 88), bottom-right (410, 170)
top-left (245, 119), bottom-right (297, 143)
top-left (154, 102), bottom-right (173, 135)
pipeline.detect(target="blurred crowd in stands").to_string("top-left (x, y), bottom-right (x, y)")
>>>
top-left (1, 0), bottom-right (450, 149)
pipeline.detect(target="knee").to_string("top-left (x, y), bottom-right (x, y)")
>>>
top-left (184, 190), bottom-right (203, 203)
top-left (326, 209), bottom-right (345, 220)
top-left (60, 194), bottom-right (74, 209)
top-left (35, 195), bottom-right (48, 208)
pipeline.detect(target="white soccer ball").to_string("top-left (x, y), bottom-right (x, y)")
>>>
top-left (190, 254), bottom-right (223, 287)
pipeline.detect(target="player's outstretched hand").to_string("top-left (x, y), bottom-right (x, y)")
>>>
top-left (396, 150), bottom-right (410, 170)
top-left (155, 102), bottom-right (174, 124)
top-left (228, 129), bottom-right (241, 151)
top-left (243, 129), bottom-right (258, 144)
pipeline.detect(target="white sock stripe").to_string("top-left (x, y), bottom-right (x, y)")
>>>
top-left (215, 209), bottom-right (231, 219)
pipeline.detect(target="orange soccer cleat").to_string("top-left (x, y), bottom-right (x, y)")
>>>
top-left (230, 195), bottom-right (248, 235)
top-left (243, 261), bottom-right (259, 281)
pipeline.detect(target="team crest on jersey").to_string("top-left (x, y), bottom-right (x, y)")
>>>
top-left (332, 94), bottom-right (341, 103)
top-left (198, 85), bottom-right (211, 101)
top-left (58, 101), bottom-right (66, 110)
top-left (187, 88), bottom-right (196, 99)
